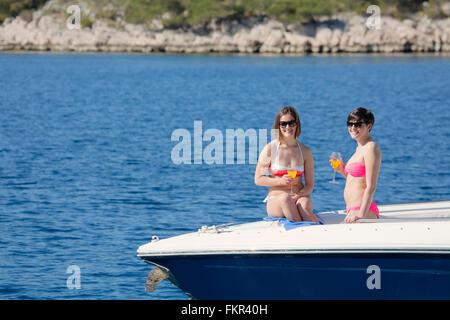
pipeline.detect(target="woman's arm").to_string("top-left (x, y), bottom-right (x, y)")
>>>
top-left (296, 145), bottom-right (314, 197)
top-left (359, 142), bottom-right (381, 218)
top-left (254, 142), bottom-right (290, 188)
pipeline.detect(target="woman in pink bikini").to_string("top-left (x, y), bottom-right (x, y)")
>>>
top-left (331, 107), bottom-right (382, 223)
top-left (255, 106), bottom-right (318, 222)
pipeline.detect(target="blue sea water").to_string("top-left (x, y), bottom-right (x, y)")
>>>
top-left (0, 53), bottom-right (449, 300)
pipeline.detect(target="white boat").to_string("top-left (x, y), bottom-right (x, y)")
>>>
top-left (137, 201), bottom-right (450, 299)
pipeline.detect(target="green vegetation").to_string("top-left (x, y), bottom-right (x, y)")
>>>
top-left (123, 0), bottom-right (343, 26)
top-left (122, 0), bottom-right (449, 26)
top-left (0, 0), bottom-right (46, 23)
top-left (1, 0), bottom-right (449, 26)
top-left (81, 15), bottom-right (92, 28)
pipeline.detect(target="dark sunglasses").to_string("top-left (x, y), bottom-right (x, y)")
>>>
top-left (347, 121), bottom-right (365, 128)
top-left (280, 120), bottom-right (296, 128)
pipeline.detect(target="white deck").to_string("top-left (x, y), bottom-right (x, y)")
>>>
top-left (137, 201), bottom-right (450, 257)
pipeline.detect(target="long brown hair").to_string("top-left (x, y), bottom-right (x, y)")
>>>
top-left (273, 106), bottom-right (301, 140)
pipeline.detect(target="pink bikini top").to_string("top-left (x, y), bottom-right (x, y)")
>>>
top-left (268, 141), bottom-right (304, 177)
top-left (344, 162), bottom-right (365, 177)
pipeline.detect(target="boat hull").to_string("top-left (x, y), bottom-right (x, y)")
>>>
top-left (143, 251), bottom-right (450, 299)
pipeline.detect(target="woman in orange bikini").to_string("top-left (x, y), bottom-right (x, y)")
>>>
top-left (255, 106), bottom-right (318, 222)
top-left (331, 107), bottom-right (381, 223)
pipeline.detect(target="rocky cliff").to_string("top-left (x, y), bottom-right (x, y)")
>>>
top-left (1, 0), bottom-right (449, 54)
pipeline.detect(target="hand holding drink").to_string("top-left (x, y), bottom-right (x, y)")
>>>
top-left (287, 171), bottom-right (297, 194)
top-left (329, 152), bottom-right (342, 183)
top-left (330, 159), bottom-right (341, 169)
top-left (287, 171), bottom-right (297, 179)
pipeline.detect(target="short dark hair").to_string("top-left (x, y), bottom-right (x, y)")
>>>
top-left (348, 107), bottom-right (375, 130)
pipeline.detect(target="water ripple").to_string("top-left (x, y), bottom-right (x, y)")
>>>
top-left (0, 53), bottom-right (449, 299)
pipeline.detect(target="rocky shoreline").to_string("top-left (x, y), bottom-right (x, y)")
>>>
top-left (1, 2), bottom-right (450, 54)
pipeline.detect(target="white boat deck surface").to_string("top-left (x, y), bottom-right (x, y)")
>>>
top-left (137, 201), bottom-right (450, 257)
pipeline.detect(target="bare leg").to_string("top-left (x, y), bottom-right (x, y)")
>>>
top-left (296, 196), bottom-right (318, 222)
top-left (346, 209), bottom-right (378, 224)
top-left (364, 210), bottom-right (378, 219)
top-left (267, 193), bottom-right (302, 222)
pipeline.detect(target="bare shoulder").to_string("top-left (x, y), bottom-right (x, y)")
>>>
top-left (364, 140), bottom-right (381, 158)
top-left (262, 140), bottom-right (278, 157)
top-left (299, 143), bottom-right (313, 157)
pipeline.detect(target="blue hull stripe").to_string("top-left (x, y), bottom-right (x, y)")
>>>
top-left (143, 252), bottom-right (450, 299)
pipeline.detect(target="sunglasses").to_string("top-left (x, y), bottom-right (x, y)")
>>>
top-left (347, 121), bottom-right (365, 128)
top-left (280, 120), bottom-right (296, 128)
